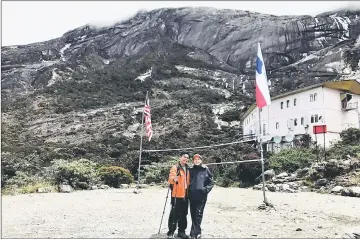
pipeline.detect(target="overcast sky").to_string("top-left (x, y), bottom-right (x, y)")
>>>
top-left (2, 1), bottom-right (357, 46)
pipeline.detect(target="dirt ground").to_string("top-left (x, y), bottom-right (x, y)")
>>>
top-left (2, 186), bottom-right (360, 238)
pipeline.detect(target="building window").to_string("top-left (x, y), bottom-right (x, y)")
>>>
top-left (281, 102), bottom-right (283, 109)
top-left (310, 94), bottom-right (313, 102)
top-left (301, 117), bottom-right (304, 125)
top-left (294, 98), bottom-right (297, 106)
top-left (311, 114), bottom-right (319, 123)
top-left (294, 118), bottom-right (298, 126)
top-left (287, 119), bottom-right (293, 128)
top-left (314, 93), bottom-right (317, 101)
top-left (286, 100), bottom-right (290, 108)
top-left (276, 122), bottom-right (279, 129)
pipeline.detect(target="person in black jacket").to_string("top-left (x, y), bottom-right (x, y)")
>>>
top-left (189, 154), bottom-right (214, 239)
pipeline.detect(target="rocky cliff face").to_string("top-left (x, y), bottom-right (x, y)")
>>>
top-left (2, 7), bottom-right (360, 174)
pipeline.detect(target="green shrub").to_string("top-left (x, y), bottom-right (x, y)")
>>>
top-left (98, 166), bottom-right (134, 187)
top-left (328, 144), bottom-right (360, 160)
top-left (340, 128), bottom-right (360, 145)
top-left (269, 148), bottom-right (316, 173)
top-left (49, 158), bottom-right (100, 189)
top-left (1, 171), bottom-right (55, 195)
top-left (299, 134), bottom-right (313, 148)
top-left (215, 176), bottom-right (233, 187)
top-left (143, 159), bottom-right (178, 184)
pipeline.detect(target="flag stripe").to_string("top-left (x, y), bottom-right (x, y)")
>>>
top-left (144, 98), bottom-right (153, 141)
top-left (255, 42), bottom-right (271, 108)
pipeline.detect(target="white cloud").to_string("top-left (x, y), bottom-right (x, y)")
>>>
top-left (2, 1), bottom-right (352, 46)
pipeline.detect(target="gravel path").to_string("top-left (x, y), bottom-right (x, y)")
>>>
top-left (2, 186), bottom-right (360, 238)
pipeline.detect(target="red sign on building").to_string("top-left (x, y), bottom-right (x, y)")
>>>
top-left (313, 125), bottom-right (327, 134)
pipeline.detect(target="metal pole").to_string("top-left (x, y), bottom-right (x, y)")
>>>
top-left (315, 133), bottom-right (319, 162)
top-left (158, 187), bottom-right (170, 234)
top-left (323, 132), bottom-right (326, 161)
top-left (136, 91), bottom-right (148, 192)
top-left (258, 108), bottom-right (266, 204)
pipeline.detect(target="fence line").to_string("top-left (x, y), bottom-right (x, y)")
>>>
top-left (142, 137), bottom-right (256, 153)
top-left (140, 158), bottom-right (263, 168)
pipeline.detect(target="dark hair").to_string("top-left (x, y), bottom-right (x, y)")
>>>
top-left (181, 154), bottom-right (189, 158)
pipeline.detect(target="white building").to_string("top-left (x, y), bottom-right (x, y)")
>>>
top-left (241, 80), bottom-right (360, 152)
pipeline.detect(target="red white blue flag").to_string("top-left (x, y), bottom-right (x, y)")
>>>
top-left (144, 97), bottom-right (153, 141)
top-left (255, 42), bottom-right (271, 109)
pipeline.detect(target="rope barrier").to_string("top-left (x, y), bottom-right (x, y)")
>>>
top-left (142, 137), bottom-right (256, 152)
top-left (140, 158), bottom-right (263, 168)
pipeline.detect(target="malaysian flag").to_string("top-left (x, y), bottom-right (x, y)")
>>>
top-left (143, 97), bottom-right (153, 141)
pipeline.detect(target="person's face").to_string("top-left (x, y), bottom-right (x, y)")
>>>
top-left (193, 157), bottom-right (202, 165)
top-left (180, 154), bottom-right (189, 164)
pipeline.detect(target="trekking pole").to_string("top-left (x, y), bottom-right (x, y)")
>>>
top-left (171, 182), bottom-right (178, 238)
top-left (158, 186), bottom-right (171, 234)
top-left (171, 170), bottom-right (180, 237)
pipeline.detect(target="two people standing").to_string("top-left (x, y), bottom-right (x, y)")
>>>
top-left (167, 153), bottom-right (214, 239)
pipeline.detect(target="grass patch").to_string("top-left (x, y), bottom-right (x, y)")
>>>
top-left (2, 181), bottom-right (57, 195)
top-left (350, 173), bottom-right (360, 185)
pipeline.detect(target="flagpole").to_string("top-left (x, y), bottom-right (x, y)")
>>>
top-left (258, 108), bottom-right (266, 204)
top-left (256, 42), bottom-right (267, 204)
top-left (135, 91), bottom-right (148, 192)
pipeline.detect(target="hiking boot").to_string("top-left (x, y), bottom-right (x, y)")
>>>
top-left (177, 231), bottom-right (190, 239)
top-left (167, 231), bottom-right (174, 239)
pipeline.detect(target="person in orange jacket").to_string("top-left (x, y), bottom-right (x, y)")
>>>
top-left (167, 153), bottom-right (191, 239)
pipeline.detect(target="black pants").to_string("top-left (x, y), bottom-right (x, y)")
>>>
top-left (168, 197), bottom-right (189, 235)
top-left (190, 199), bottom-right (207, 237)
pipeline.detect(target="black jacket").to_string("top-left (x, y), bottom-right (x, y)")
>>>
top-left (189, 164), bottom-right (214, 201)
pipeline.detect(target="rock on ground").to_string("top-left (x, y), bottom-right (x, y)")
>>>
top-left (2, 187), bottom-right (360, 238)
top-left (58, 185), bottom-right (73, 193)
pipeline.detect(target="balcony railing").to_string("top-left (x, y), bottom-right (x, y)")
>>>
top-left (342, 101), bottom-right (358, 111)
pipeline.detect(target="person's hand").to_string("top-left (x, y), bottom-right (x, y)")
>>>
top-left (173, 176), bottom-right (179, 182)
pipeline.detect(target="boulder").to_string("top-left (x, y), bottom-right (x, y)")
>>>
top-left (100, 185), bottom-right (110, 189)
top-left (281, 184), bottom-right (290, 191)
top-left (36, 187), bottom-right (52, 193)
top-left (331, 186), bottom-right (343, 193)
top-left (296, 167), bottom-right (310, 178)
top-left (341, 188), bottom-right (350, 196)
top-left (253, 184), bottom-right (264, 190)
top-left (285, 188), bottom-right (296, 193)
top-left (300, 186), bottom-right (310, 192)
top-left (349, 187), bottom-right (360, 197)
top-left (267, 184), bottom-right (277, 192)
top-left (120, 184), bottom-right (130, 189)
top-left (255, 169), bottom-right (275, 182)
top-left (288, 182), bottom-right (299, 190)
top-left (316, 178), bottom-right (328, 187)
top-left (139, 184), bottom-right (149, 189)
top-left (276, 172), bottom-right (288, 178)
top-left (59, 184), bottom-right (73, 193)
top-left (91, 185), bottom-right (98, 190)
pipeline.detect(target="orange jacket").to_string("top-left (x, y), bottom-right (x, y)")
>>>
top-left (168, 163), bottom-right (190, 198)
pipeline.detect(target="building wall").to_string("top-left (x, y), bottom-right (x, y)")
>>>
top-left (242, 86), bottom-right (360, 149)
top-left (243, 86), bottom-right (325, 138)
top-left (323, 88), bottom-right (360, 146)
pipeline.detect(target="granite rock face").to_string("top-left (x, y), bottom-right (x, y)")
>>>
top-left (1, 7), bottom-right (360, 176)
